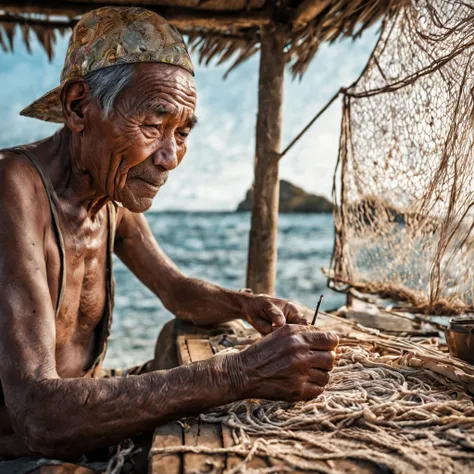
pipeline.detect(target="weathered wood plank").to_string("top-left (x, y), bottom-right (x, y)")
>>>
top-left (183, 418), bottom-right (200, 474)
top-left (149, 422), bottom-right (183, 474)
top-left (181, 334), bottom-right (223, 472)
top-left (184, 419), bottom-right (224, 473)
top-left (345, 309), bottom-right (415, 332)
top-left (186, 337), bottom-right (214, 362)
top-left (177, 334), bottom-right (192, 365)
top-left (39, 465), bottom-right (96, 473)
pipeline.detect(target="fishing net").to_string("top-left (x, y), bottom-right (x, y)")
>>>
top-left (329, 0), bottom-right (474, 314)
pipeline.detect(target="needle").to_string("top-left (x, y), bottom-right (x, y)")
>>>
top-left (312, 295), bottom-right (324, 326)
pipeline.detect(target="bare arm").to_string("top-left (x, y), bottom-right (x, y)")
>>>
top-left (115, 209), bottom-right (307, 333)
top-left (0, 158), bottom-right (243, 458)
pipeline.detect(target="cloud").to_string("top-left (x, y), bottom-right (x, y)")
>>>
top-left (0, 25), bottom-right (380, 210)
top-left (154, 26), bottom-right (381, 210)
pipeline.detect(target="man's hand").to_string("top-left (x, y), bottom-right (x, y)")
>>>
top-left (243, 294), bottom-right (308, 334)
top-left (227, 325), bottom-right (339, 402)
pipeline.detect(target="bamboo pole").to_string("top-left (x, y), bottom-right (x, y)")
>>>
top-left (246, 22), bottom-right (285, 296)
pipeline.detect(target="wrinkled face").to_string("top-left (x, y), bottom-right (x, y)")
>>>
top-left (81, 63), bottom-right (197, 212)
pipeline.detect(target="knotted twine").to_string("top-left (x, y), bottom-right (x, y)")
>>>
top-left (150, 337), bottom-right (474, 474)
top-left (105, 439), bottom-right (139, 474)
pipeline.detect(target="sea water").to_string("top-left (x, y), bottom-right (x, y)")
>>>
top-left (105, 211), bottom-right (345, 368)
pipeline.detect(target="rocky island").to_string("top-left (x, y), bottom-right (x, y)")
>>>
top-left (236, 180), bottom-right (333, 213)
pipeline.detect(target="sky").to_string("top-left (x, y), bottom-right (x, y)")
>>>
top-left (0, 24), bottom-right (380, 210)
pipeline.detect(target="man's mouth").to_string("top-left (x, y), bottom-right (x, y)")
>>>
top-left (134, 175), bottom-right (168, 188)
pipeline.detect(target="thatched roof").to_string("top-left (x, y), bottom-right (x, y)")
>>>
top-left (0, 0), bottom-right (407, 77)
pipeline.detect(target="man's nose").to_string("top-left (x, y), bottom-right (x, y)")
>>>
top-left (152, 139), bottom-right (178, 171)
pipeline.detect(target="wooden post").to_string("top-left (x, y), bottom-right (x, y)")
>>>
top-left (246, 23), bottom-right (285, 295)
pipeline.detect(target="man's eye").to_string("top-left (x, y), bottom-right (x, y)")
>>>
top-left (177, 130), bottom-right (190, 139)
top-left (143, 124), bottom-right (160, 129)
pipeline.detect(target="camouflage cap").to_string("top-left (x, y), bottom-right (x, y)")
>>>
top-left (20, 7), bottom-right (194, 123)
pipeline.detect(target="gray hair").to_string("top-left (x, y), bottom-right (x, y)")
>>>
top-left (84, 64), bottom-right (136, 117)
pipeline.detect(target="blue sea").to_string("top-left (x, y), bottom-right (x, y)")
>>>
top-left (105, 212), bottom-right (345, 368)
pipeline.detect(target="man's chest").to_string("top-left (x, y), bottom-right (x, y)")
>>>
top-left (45, 205), bottom-right (111, 347)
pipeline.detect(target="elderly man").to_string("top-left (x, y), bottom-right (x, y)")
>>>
top-left (0, 6), bottom-right (338, 466)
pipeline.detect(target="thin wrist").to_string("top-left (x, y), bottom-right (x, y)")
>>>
top-left (221, 351), bottom-right (249, 400)
top-left (235, 289), bottom-right (256, 321)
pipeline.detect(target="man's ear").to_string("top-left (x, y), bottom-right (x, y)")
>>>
top-left (61, 78), bottom-right (91, 133)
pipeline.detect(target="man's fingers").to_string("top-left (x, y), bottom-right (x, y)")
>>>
top-left (263, 303), bottom-right (286, 327)
top-left (308, 368), bottom-right (330, 387)
top-left (284, 302), bottom-right (308, 325)
top-left (301, 382), bottom-right (324, 401)
top-left (301, 368), bottom-right (331, 401)
top-left (251, 316), bottom-right (273, 335)
top-left (291, 316), bottom-right (308, 325)
top-left (302, 328), bottom-right (339, 351)
top-left (309, 351), bottom-right (336, 371)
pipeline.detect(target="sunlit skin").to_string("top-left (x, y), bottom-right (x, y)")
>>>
top-left (0, 63), bottom-right (338, 459)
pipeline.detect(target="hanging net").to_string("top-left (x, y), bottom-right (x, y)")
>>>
top-left (329, 0), bottom-right (474, 315)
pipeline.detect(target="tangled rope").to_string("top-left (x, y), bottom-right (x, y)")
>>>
top-left (151, 337), bottom-right (474, 473)
top-left (104, 439), bottom-right (139, 474)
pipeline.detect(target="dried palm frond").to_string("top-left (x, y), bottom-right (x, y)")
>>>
top-left (0, 0), bottom-right (409, 78)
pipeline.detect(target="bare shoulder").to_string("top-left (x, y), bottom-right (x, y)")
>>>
top-left (116, 207), bottom-right (147, 240)
top-left (0, 148), bottom-right (50, 232)
top-left (0, 148), bottom-right (44, 194)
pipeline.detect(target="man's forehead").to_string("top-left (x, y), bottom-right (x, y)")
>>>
top-left (132, 63), bottom-right (196, 93)
top-left (127, 63), bottom-right (197, 113)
